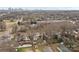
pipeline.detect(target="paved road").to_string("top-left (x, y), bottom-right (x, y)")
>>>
top-left (57, 44), bottom-right (71, 52)
top-left (42, 46), bottom-right (53, 52)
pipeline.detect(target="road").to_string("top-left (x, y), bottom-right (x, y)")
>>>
top-left (42, 46), bottom-right (53, 52)
top-left (57, 44), bottom-right (71, 52)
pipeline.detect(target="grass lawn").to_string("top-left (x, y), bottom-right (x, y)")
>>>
top-left (16, 47), bottom-right (33, 52)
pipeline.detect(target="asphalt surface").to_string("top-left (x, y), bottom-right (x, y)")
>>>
top-left (42, 46), bottom-right (53, 52)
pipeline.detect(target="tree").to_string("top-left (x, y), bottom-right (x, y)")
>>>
top-left (0, 21), bottom-right (6, 31)
top-left (11, 24), bottom-right (18, 34)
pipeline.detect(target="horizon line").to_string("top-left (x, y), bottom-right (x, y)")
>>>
top-left (0, 7), bottom-right (79, 10)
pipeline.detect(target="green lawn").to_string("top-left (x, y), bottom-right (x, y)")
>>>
top-left (16, 47), bottom-right (33, 52)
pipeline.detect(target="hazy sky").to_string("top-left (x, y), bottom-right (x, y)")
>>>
top-left (0, 0), bottom-right (79, 10)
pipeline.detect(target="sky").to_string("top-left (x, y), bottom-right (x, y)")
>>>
top-left (0, 0), bottom-right (79, 10)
